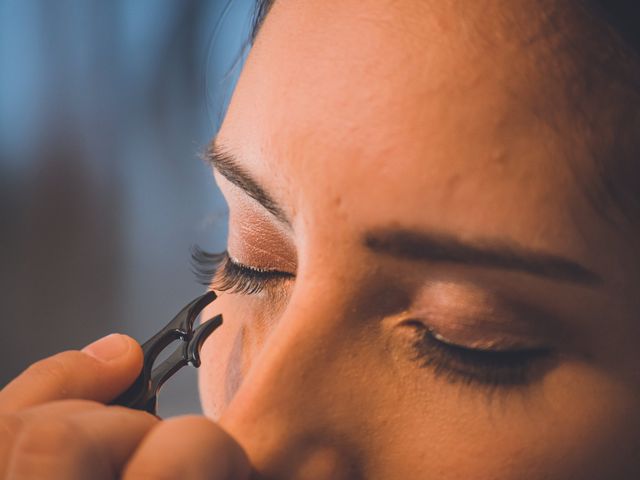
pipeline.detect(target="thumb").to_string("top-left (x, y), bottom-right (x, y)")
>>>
top-left (0, 334), bottom-right (142, 414)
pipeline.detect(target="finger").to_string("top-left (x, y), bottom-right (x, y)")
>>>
top-left (5, 406), bottom-right (158, 480)
top-left (19, 399), bottom-right (104, 420)
top-left (123, 415), bottom-right (251, 480)
top-left (0, 401), bottom-right (103, 475)
top-left (0, 334), bottom-right (142, 414)
top-left (0, 414), bottom-right (23, 478)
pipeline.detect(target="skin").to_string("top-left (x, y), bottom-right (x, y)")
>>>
top-left (201, 0), bottom-right (640, 478)
top-left (0, 336), bottom-right (251, 479)
top-left (1, 0), bottom-right (639, 479)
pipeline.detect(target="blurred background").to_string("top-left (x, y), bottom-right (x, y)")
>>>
top-left (0, 0), bottom-right (255, 416)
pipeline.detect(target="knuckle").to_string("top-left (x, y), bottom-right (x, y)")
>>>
top-left (0, 414), bottom-right (23, 439)
top-left (13, 418), bottom-right (84, 457)
top-left (6, 419), bottom-right (79, 477)
top-left (8, 418), bottom-right (108, 477)
top-left (0, 415), bottom-right (23, 454)
top-left (0, 416), bottom-right (23, 478)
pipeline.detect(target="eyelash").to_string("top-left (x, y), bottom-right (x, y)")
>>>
top-left (190, 246), bottom-right (292, 294)
top-left (190, 246), bottom-right (551, 388)
top-left (407, 320), bottom-right (552, 388)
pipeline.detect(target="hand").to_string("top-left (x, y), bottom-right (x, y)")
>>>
top-left (0, 334), bottom-right (250, 479)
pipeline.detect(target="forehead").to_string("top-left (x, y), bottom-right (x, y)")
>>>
top-left (219, 0), bottom-right (597, 258)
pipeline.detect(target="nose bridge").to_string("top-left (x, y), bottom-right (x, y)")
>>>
top-left (219, 277), bottom-right (367, 478)
top-left (220, 283), bottom-right (355, 425)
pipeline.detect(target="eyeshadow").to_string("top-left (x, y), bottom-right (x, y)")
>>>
top-left (409, 281), bottom-right (553, 351)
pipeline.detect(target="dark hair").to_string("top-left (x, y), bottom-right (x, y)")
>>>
top-left (250, 0), bottom-right (276, 45)
top-left (587, 1), bottom-right (640, 56)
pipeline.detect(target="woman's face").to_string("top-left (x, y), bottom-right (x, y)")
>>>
top-left (199, 1), bottom-right (640, 478)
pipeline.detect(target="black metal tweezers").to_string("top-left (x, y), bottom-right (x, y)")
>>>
top-left (111, 291), bottom-right (221, 415)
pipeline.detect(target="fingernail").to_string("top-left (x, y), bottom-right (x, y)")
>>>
top-left (82, 334), bottom-right (130, 362)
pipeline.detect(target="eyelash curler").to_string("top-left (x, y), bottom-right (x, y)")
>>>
top-left (110, 291), bottom-right (222, 416)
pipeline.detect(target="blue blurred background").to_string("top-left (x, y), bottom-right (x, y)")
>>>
top-left (0, 0), bottom-right (254, 416)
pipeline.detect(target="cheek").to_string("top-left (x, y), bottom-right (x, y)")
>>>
top-left (198, 293), bottom-right (279, 419)
top-left (198, 297), bottom-right (233, 420)
top-left (527, 365), bottom-right (640, 479)
top-left (368, 363), bottom-right (640, 479)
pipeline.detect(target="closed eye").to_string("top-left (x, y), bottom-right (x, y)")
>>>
top-left (191, 246), bottom-right (293, 295)
top-left (406, 320), bottom-right (554, 388)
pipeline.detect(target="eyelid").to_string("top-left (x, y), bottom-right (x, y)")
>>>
top-left (227, 254), bottom-right (294, 276)
top-left (427, 325), bottom-right (548, 352)
top-left (209, 250), bottom-right (293, 295)
top-left (227, 203), bottom-right (297, 273)
top-left (410, 323), bottom-right (555, 388)
top-left (408, 282), bottom-right (554, 351)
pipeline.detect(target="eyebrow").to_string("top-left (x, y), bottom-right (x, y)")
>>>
top-left (204, 142), bottom-right (603, 287)
top-left (204, 142), bottom-right (290, 225)
top-left (365, 229), bottom-right (603, 286)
